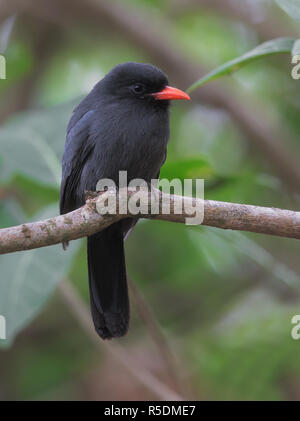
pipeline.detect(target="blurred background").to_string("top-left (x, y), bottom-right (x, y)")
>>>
top-left (0, 0), bottom-right (300, 401)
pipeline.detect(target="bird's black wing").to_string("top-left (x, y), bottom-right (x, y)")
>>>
top-left (60, 109), bottom-right (95, 215)
top-left (60, 106), bottom-right (130, 338)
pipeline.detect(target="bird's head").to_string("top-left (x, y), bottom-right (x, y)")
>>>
top-left (100, 62), bottom-right (190, 107)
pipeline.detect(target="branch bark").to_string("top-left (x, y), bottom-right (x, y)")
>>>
top-left (0, 190), bottom-right (299, 255)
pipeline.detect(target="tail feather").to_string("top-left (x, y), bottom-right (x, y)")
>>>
top-left (87, 224), bottom-right (129, 339)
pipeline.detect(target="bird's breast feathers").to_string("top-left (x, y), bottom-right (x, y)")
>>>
top-left (88, 105), bottom-right (169, 181)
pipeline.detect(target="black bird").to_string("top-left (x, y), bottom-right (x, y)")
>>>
top-left (60, 62), bottom-right (190, 339)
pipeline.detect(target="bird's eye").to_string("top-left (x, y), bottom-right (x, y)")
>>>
top-left (132, 83), bottom-right (146, 94)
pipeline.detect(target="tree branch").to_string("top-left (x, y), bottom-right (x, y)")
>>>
top-left (0, 189), bottom-right (299, 255)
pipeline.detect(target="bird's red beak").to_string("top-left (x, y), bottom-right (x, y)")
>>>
top-left (151, 85), bottom-right (190, 101)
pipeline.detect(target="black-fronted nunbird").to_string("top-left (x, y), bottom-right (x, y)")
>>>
top-left (60, 62), bottom-right (190, 339)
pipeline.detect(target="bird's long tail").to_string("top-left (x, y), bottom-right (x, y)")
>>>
top-left (87, 223), bottom-right (129, 339)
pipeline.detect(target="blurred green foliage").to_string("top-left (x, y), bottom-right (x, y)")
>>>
top-left (0, 0), bottom-right (300, 401)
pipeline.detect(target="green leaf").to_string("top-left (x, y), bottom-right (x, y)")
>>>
top-left (275, 0), bottom-right (300, 21)
top-left (160, 157), bottom-right (213, 181)
top-left (0, 102), bottom-right (75, 187)
top-left (0, 205), bottom-right (81, 347)
top-left (12, 174), bottom-right (59, 215)
top-left (187, 38), bottom-right (295, 92)
top-left (0, 198), bottom-right (25, 229)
